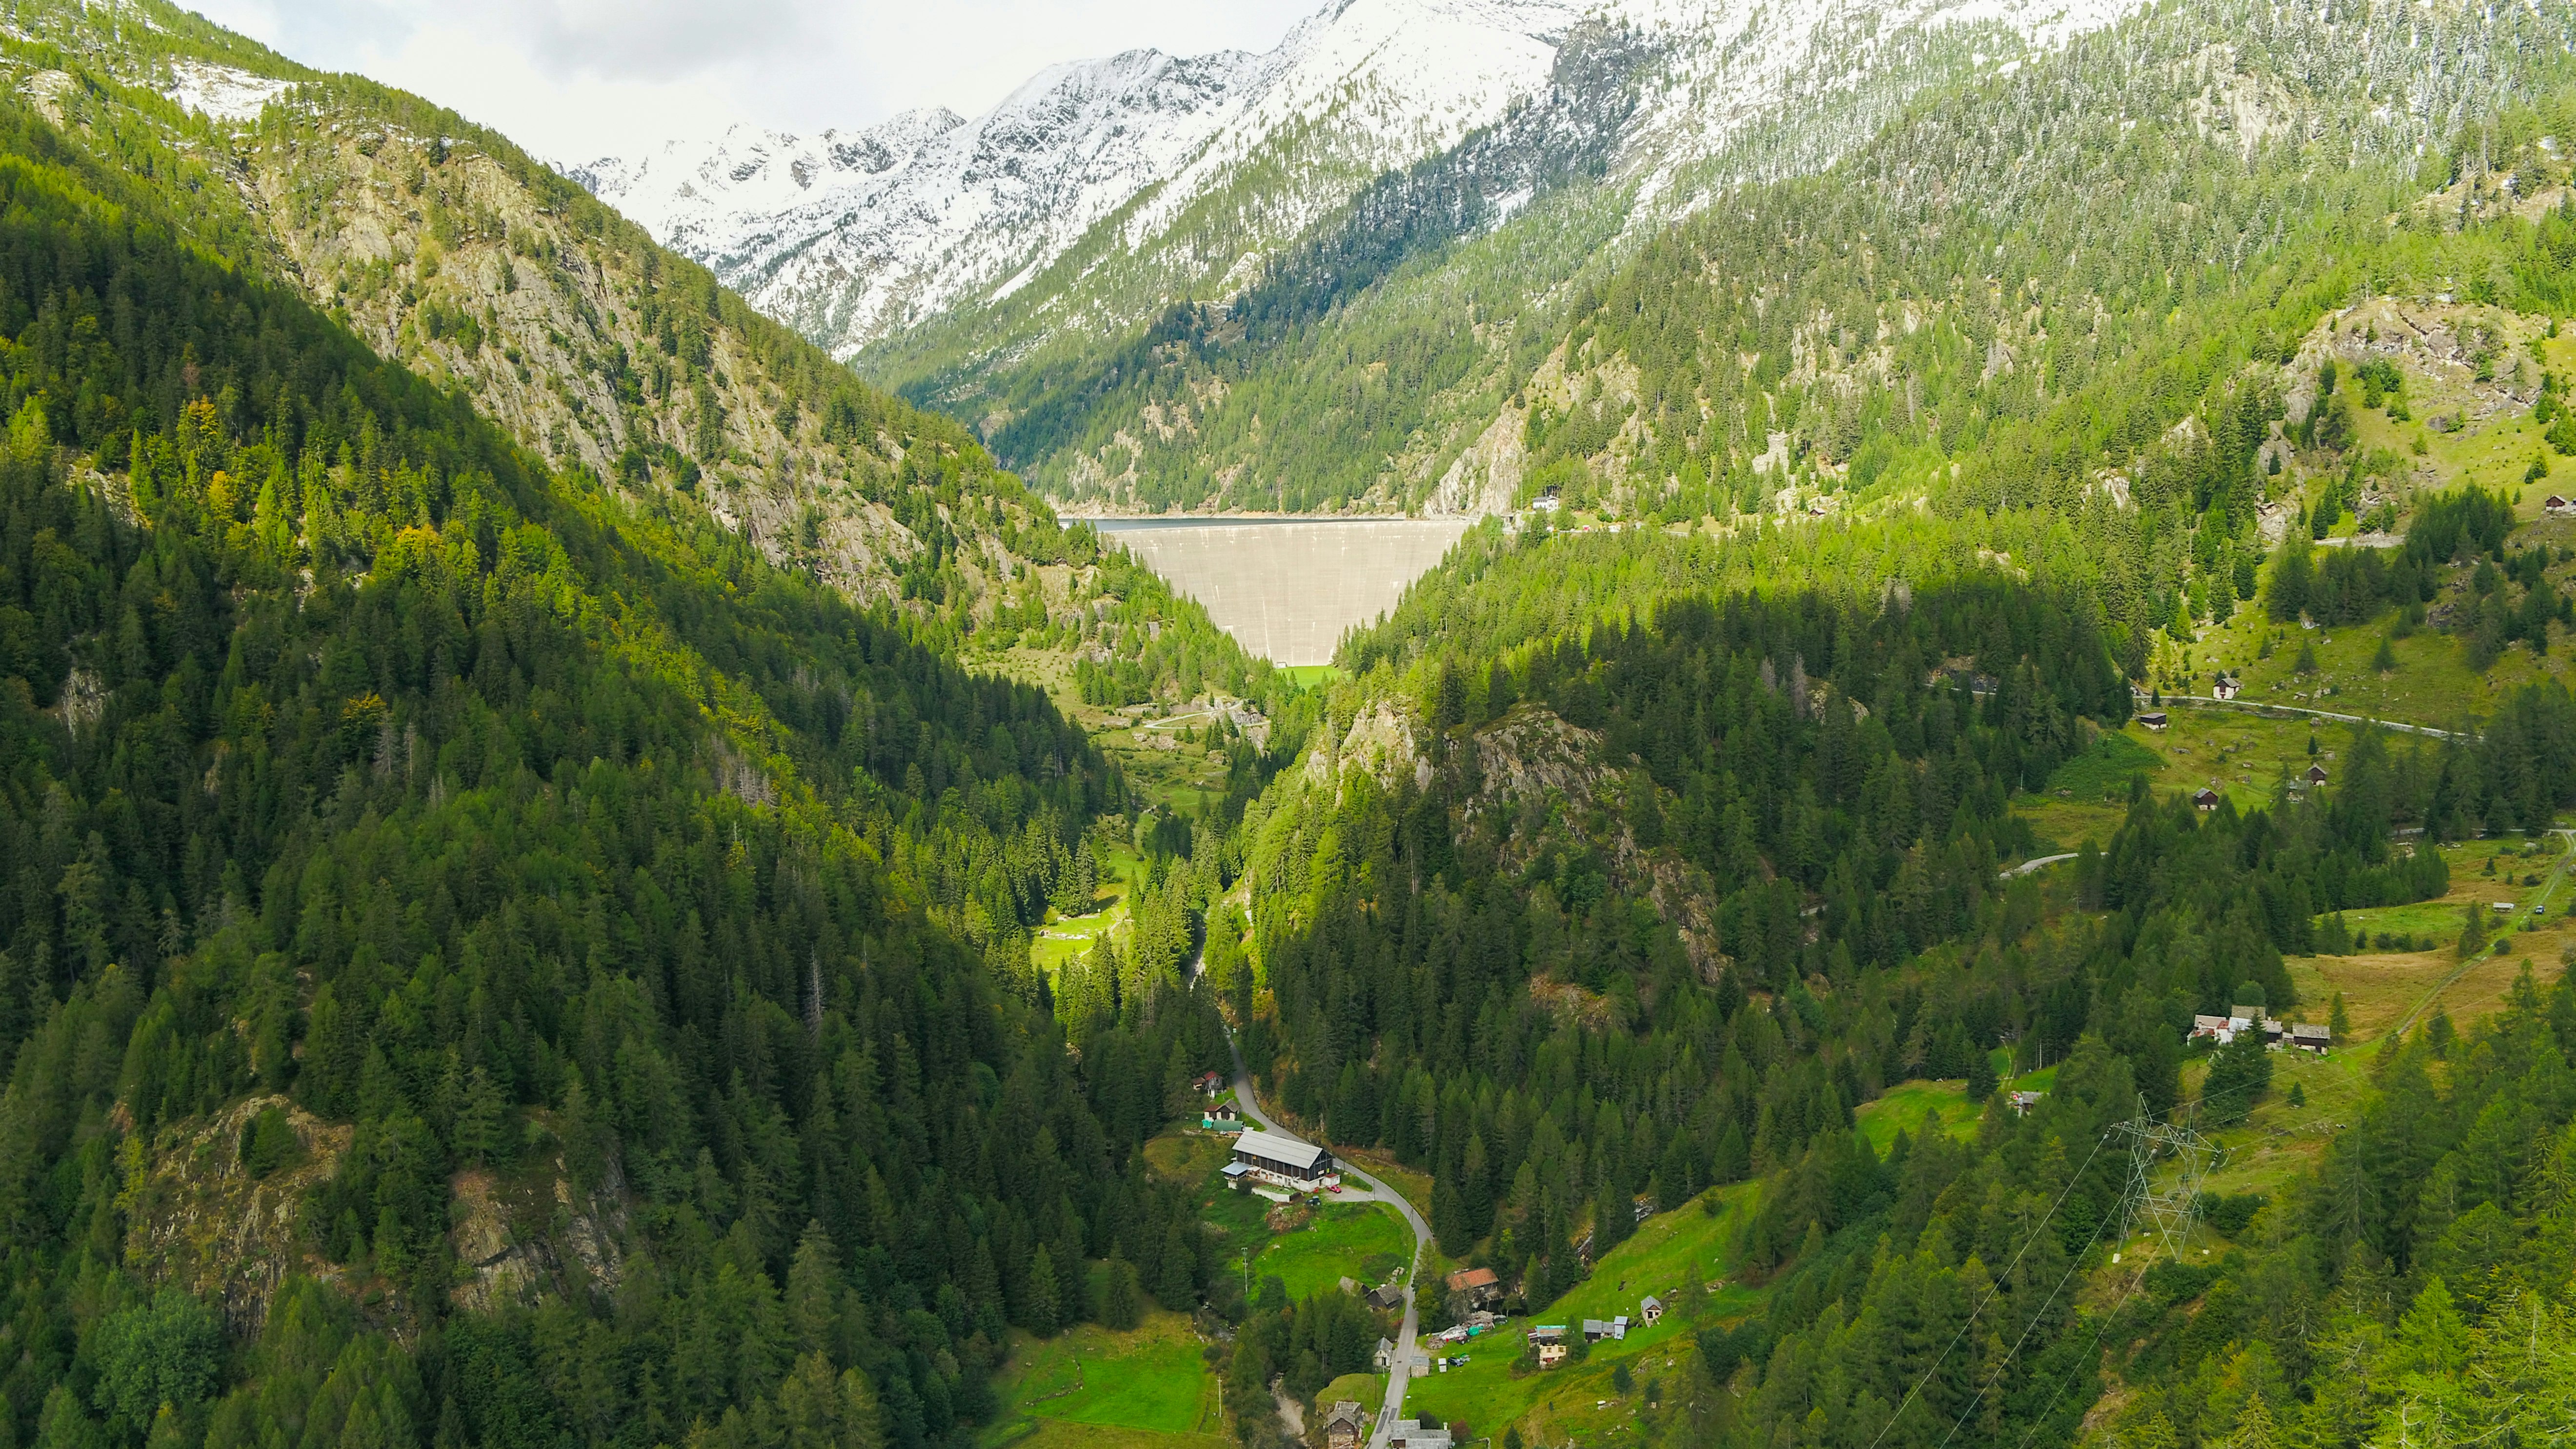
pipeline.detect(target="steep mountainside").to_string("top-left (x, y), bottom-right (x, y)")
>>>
top-left (581, 0), bottom-right (1597, 362)
top-left (590, 0), bottom-right (2164, 512)
top-left (0, 0), bottom-right (1194, 637)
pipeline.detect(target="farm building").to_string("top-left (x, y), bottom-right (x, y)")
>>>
top-left (2213, 677), bottom-right (2240, 700)
top-left (2289, 1023), bottom-right (2332, 1053)
top-left (1231, 1129), bottom-right (1335, 1185)
top-left (2193, 787), bottom-right (2222, 812)
top-left (1640, 1295), bottom-right (1665, 1325)
top-left (2139, 712), bottom-right (2170, 731)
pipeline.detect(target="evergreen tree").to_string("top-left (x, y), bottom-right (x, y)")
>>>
top-left (1102, 1252), bottom-right (1144, 1329)
top-left (1026, 1246), bottom-right (1062, 1337)
top-left (1966, 1046), bottom-right (1999, 1103)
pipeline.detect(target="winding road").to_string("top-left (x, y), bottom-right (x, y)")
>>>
top-left (1224, 1034), bottom-right (1434, 1449)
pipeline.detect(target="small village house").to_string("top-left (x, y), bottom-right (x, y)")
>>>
top-left (1323, 1402), bottom-right (1368, 1449)
top-left (1639, 1295), bottom-right (1665, 1325)
top-left (2213, 677), bottom-right (2240, 700)
top-left (1444, 1266), bottom-right (1501, 1309)
top-left (1203, 1102), bottom-right (1242, 1131)
top-left (1388, 1416), bottom-right (1451, 1449)
top-left (1530, 1325), bottom-right (1568, 1368)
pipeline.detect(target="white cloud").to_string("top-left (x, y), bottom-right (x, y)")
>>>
top-left (179, 0), bottom-right (1310, 161)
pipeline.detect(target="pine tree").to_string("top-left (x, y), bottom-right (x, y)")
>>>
top-left (788, 1222), bottom-right (842, 1360)
top-left (454, 1066), bottom-right (504, 1167)
top-left (1102, 1252), bottom-right (1143, 1329)
top-left (1966, 1046), bottom-right (1999, 1102)
top-left (1157, 1222), bottom-right (1198, 1309)
top-left (1026, 1246), bottom-right (1061, 1337)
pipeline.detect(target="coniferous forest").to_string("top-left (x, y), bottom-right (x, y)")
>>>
top-left (17, 0), bottom-right (2576, 1448)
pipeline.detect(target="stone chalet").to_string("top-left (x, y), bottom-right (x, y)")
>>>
top-left (2548, 495), bottom-right (2576, 517)
top-left (2139, 711), bottom-right (2170, 731)
top-left (1639, 1294), bottom-right (1665, 1325)
top-left (1228, 1129), bottom-right (1336, 1186)
top-left (2213, 677), bottom-right (2241, 700)
top-left (1322, 1401), bottom-right (1368, 1449)
top-left (2194, 787), bottom-right (2223, 812)
top-left (1529, 1325), bottom-right (1568, 1368)
top-left (2289, 1023), bottom-right (2332, 1053)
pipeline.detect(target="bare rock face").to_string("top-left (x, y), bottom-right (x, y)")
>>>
top-left (123, 1096), bottom-right (351, 1331)
top-left (227, 119), bottom-right (937, 606)
top-left (449, 1161), bottom-right (629, 1314)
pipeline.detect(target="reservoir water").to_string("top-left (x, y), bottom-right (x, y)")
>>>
top-left (1086, 516), bottom-right (1473, 666)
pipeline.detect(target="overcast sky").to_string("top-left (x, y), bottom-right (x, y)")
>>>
top-left (182, 0), bottom-right (1310, 164)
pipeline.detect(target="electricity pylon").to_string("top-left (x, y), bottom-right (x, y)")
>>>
top-left (2112, 1096), bottom-right (2222, 1263)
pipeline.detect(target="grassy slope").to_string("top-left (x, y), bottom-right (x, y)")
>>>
top-left (1254, 1203), bottom-right (1412, 1301)
top-left (1406, 1185), bottom-right (1767, 1442)
top-left (985, 1315), bottom-right (1226, 1449)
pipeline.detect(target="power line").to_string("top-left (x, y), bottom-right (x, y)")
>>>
top-left (1858, 1124), bottom-right (2115, 1449)
top-left (1857, 1079), bottom-right (2263, 1449)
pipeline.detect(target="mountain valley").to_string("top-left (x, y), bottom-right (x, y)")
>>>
top-left (6, 3), bottom-right (2576, 1449)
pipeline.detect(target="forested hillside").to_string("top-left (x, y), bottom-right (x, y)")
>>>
top-left (0, 67), bottom-right (1259, 1449)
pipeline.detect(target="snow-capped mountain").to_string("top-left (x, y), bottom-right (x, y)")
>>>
top-left (578, 0), bottom-right (1595, 360)
top-left (583, 0), bottom-right (2145, 368)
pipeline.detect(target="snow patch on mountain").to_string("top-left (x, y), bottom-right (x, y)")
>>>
top-left (162, 59), bottom-right (288, 123)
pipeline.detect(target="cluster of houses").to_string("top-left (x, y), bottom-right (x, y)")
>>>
top-left (1523, 1292), bottom-right (1669, 1368)
top-left (2191, 765), bottom-right (2327, 813)
top-left (1195, 1073), bottom-right (1246, 1132)
top-left (2190, 1008), bottom-right (2332, 1053)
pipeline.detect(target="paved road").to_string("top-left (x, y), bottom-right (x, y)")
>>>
top-left (2151, 693), bottom-right (2465, 740)
top-left (1224, 1034), bottom-right (1433, 1449)
top-left (1999, 852), bottom-right (2079, 880)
